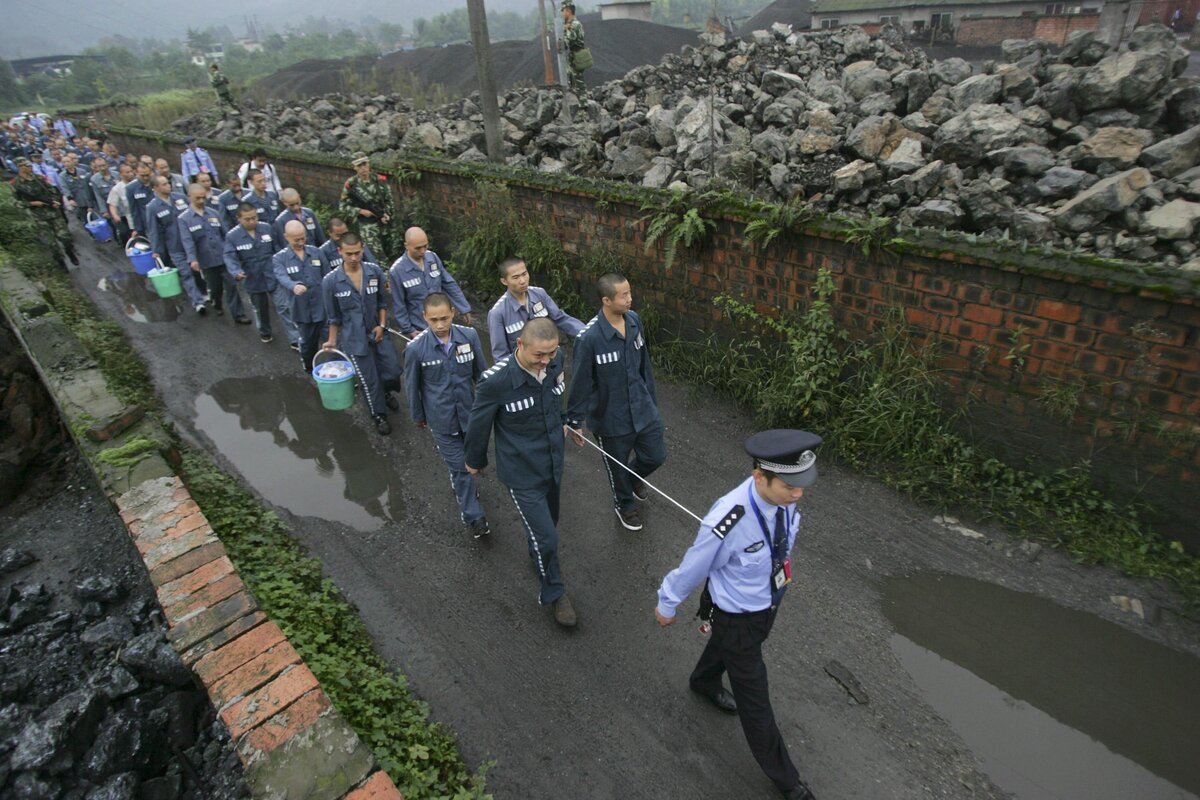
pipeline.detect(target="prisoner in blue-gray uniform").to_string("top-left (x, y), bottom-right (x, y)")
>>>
top-left (125, 169), bottom-right (155, 235)
top-left (487, 257), bottom-right (584, 362)
top-left (405, 294), bottom-right (489, 536)
top-left (387, 228), bottom-right (470, 335)
top-left (320, 233), bottom-right (375, 274)
top-left (566, 274), bottom-right (665, 532)
top-left (147, 183), bottom-right (208, 311)
top-left (273, 240), bottom-right (330, 374)
top-left (321, 235), bottom-right (401, 435)
top-left (243, 187), bottom-right (280, 226)
top-left (216, 182), bottom-right (246, 232)
top-left (655, 430), bottom-right (821, 800)
top-left (274, 191), bottom-right (326, 247)
top-left (223, 206), bottom-right (298, 345)
top-left (464, 318), bottom-right (578, 627)
top-left (178, 193), bottom-right (246, 322)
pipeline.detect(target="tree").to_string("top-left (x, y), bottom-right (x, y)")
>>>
top-left (0, 58), bottom-right (23, 106)
top-left (186, 27), bottom-right (216, 52)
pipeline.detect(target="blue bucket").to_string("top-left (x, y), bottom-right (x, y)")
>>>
top-left (125, 236), bottom-right (155, 276)
top-left (85, 211), bottom-right (112, 242)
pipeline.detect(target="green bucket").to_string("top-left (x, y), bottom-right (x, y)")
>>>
top-left (312, 349), bottom-right (356, 411)
top-left (147, 260), bottom-right (183, 298)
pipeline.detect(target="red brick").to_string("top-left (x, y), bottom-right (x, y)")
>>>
top-left (1031, 340), bottom-right (1079, 365)
top-left (150, 541), bottom-right (227, 586)
top-left (914, 273), bottom-right (950, 295)
top-left (162, 573), bottom-right (246, 622)
top-left (924, 295), bottom-right (959, 315)
top-left (221, 664), bottom-right (320, 740)
top-left (905, 307), bottom-right (940, 331)
top-left (168, 591), bottom-right (260, 652)
top-left (1035, 299), bottom-right (1081, 324)
top-left (209, 639), bottom-right (301, 707)
top-left (180, 610), bottom-right (268, 667)
top-left (166, 512), bottom-right (209, 537)
top-left (1150, 345), bottom-right (1200, 371)
top-left (341, 771), bottom-right (404, 800)
top-left (156, 556), bottom-right (235, 606)
top-left (160, 499), bottom-right (201, 522)
top-left (1132, 320), bottom-right (1190, 348)
top-left (194, 621), bottom-right (287, 685)
top-left (962, 303), bottom-right (1003, 326)
top-left (143, 527), bottom-right (217, 571)
top-left (238, 689), bottom-right (332, 758)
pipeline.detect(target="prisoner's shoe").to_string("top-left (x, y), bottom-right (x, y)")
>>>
top-left (375, 416), bottom-right (391, 435)
top-left (194, 303), bottom-right (207, 316)
top-left (259, 333), bottom-right (273, 343)
top-left (615, 506), bottom-right (643, 531)
top-left (632, 479), bottom-right (649, 501)
top-left (385, 392), bottom-right (400, 411)
top-left (552, 594), bottom-right (577, 628)
top-left (782, 781), bottom-right (816, 800)
top-left (468, 518), bottom-right (490, 539)
top-left (690, 684), bottom-right (737, 715)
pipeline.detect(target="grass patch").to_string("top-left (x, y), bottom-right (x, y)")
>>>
top-left (101, 89), bottom-right (217, 132)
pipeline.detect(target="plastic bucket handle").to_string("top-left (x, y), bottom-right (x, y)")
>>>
top-left (312, 348), bottom-right (354, 374)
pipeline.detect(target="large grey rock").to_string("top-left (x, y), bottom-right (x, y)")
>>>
top-left (793, 130), bottom-right (840, 155)
top-left (890, 159), bottom-right (961, 199)
top-left (883, 137), bottom-right (925, 175)
top-left (761, 70), bottom-right (807, 96)
top-left (919, 94), bottom-right (958, 126)
top-left (641, 158), bottom-right (676, 188)
top-left (832, 159), bottom-right (880, 193)
top-left (900, 199), bottom-right (965, 228)
top-left (1060, 30), bottom-right (1109, 66)
top-left (1138, 124), bottom-right (1200, 178)
top-left (1163, 80), bottom-right (1200, 133)
top-left (1037, 166), bottom-right (1099, 199)
top-left (989, 145), bottom-right (1056, 177)
top-left (961, 181), bottom-right (1016, 230)
top-left (119, 632), bottom-right (191, 687)
top-left (1144, 199), bottom-right (1200, 239)
top-left (403, 122), bottom-right (444, 151)
top-left (1010, 209), bottom-right (1055, 240)
top-left (85, 773), bottom-right (140, 800)
top-left (857, 92), bottom-right (897, 116)
top-left (996, 64), bottom-right (1037, 101)
top-left (310, 99), bottom-right (337, 119)
top-left (1001, 39), bottom-right (1048, 63)
top-left (930, 58), bottom-right (972, 87)
top-left (933, 105), bottom-right (1026, 165)
top-left (1127, 23), bottom-right (1189, 77)
top-left (81, 615), bottom-right (134, 650)
top-left (1049, 167), bottom-right (1153, 233)
top-left (846, 114), bottom-right (921, 161)
top-left (12, 689), bottom-right (106, 770)
top-left (949, 74), bottom-right (1002, 108)
top-left (751, 130), bottom-right (789, 162)
top-left (895, 69), bottom-right (933, 113)
top-left (842, 61), bottom-right (892, 101)
top-left (1072, 127), bottom-right (1154, 171)
top-left (1076, 50), bottom-right (1172, 111)
top-left (646, 105), bottom-right (677, 148)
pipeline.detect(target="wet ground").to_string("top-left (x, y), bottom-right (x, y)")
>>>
top-left (60, 228), bottom-right (1200, 800)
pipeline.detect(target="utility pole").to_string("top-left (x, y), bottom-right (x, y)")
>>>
top-left (466, 0), bottom-right (503, 163)
top-left (538, 0), bottom-right (555, 86)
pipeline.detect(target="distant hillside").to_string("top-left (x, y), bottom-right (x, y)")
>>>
top-left (250, 19), bottom-right (701, 102)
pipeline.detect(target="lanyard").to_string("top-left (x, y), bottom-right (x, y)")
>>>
top-left (746, 485), bottom-right (787, 561)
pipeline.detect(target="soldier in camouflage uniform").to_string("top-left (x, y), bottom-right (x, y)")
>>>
top-left (10, 157), bottom-right (79, 266)
top-left (209, 63), bottom-right (237, 111)
top-left (339, 152), bottom-right (395, 264)
top-left (559, 1), bottom-right (588, 99)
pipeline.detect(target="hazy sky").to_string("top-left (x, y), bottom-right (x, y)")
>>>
top-left (0, 0), bottom-right (549, 59)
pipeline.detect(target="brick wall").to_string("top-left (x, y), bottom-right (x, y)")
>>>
top-left (956, 13), bottom-right (1099, 46)
top-left (109, 132), bottom-right (1200, 549)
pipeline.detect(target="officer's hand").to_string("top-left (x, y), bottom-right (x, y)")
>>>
top-left (465, 464), bottom-right (481, 476)
top-left (293, 284), bottom-right (307, 296)
top-left (565, 426), bottom-right (585, 447)
top-left (359, 209), bottom-right (374, 219)
top-left (655, 609), bottom-right (675, 627)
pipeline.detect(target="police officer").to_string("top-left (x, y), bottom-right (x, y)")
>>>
top-left (566, 273), bottom-right (666, 532)
top-left (224, 202), bottom-right (299, 347)
top-left (339, 151), bottom-right (395, 262)
top-left (321, 233), bottom-right (402, 435)
top-left (126, 163), bottom-right (155, 238)
top-left (405, 293), bottom-right (491, 537)
top-left (320, 217), bottom-right (377, 272)
top-left (464, 318), bottom-right (581, 628)
top-left (273, 188), bottom-right (326, 247)
top-left (274, 219), bottom-right (330, 373)
top-left (11, 156), bottom-right (78, 266)
top-left (388, 227), bottom-right (471, 337)
top-left (146, 175), bottom-right (208, 314)
top-left (243, 168), bottom-right (281, 226)
top-left (487, 256), bottom-right (584, 362)
top-left (180, 135), bottom-right (218, 184)
top-left (655, 430), bottom-right (822, 800)
top-left (179, 183), bottom-right (249, 323)
top-left (216, 172), bottom-right (247, 232)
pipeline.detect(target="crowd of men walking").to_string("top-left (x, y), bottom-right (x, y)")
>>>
top-left (4, 114), bottom-right (819, 800)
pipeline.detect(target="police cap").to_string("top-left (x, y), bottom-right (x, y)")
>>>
top-left (745, 429), bottom-right (823, 488)
top-left (351, 151), bottom-right (369, 165)
top-left (183, 135), bottom-right (197, 145)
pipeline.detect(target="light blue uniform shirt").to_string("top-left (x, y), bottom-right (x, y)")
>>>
top-left (656, 477), bottom-right (801, 619)
top-left (181, 147), bottom-right (219, 183)
top-left (486, 287), bottom-right (584, 362)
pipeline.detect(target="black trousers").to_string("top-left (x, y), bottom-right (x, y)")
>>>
top-left (689, 607), bottom-right (800, 792)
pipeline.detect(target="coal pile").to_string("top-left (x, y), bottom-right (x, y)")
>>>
top-left (175, 23), bottom-right (1200, 267)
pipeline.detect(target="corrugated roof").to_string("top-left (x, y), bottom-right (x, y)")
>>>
top-left (813, 0), bottom-right (1032, 13)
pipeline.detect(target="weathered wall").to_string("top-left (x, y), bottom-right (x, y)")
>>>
top-left (956, 13), bottom-right (1100, 47)
top-left (110, 132), bottom-right (1200, 548)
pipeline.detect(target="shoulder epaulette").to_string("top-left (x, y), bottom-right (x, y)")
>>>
top-left (452, 323), bottom-right (473, 332)
top-left (490, 294), bottom-right (507, 310)
top-left (479, 355), bottom-right (512, 382)
top-left (576, 315), bottom-right (599, 339)
top-left (711, 505), bottom-right (745, 540)
top-left (377, 174), bottom-right (388, 181)
top-left (406, 328), bottom-right (428, 348)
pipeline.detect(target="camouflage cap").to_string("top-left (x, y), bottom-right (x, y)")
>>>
top-left (351, 151), bottom-right (370, 165)
top-left (14, 157), bottom-right (30, 166)
top-left (561, 0), bottom-right (575, 8)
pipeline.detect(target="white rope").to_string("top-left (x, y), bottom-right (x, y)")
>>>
top-left (386, 326), bottom-right (413, 343)
top-left (566, 426), bottom-right (703, 524)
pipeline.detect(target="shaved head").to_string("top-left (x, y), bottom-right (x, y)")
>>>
top-left (280, 188), bottom-right (300, 204)
top-left (284, 219), bottom-right (307, 247)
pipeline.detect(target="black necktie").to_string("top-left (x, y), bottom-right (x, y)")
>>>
top-left (773, 508), bottom-right (786, 558)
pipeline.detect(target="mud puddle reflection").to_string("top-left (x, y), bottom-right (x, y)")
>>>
top-left (97, 270), bottom-right (184, 323)
top-left (193, 375), bottom-right (403, 530)
top-left (883, 573), bottom-right (1199, 799)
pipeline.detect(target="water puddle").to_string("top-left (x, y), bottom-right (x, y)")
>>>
top-left (97, 271), bottom-right (182, 322)
top-left (883, 573), bottom-right (1200, 800)
top-left (192, 375), bottom-right (404, 531)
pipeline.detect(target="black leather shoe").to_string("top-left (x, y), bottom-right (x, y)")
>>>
top-left (375, 416), bottom-right (391, 435)
top-left (691, 685), bottom-right (737, 715)
top-left (385, 392), bottom-right (400, 411)
top-left (782, 781), bottom-right (815, 800)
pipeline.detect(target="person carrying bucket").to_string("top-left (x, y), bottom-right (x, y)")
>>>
top-left (223, 202), bottom-right (299, 347)
top-left (321, 233), bottom-right (402, 436)
top-left (146, 175), bottom-right (208, 315)
top-left (179, 184), bottom-right (249, 324)
top-left (273, 220), bottom-right (330, 375)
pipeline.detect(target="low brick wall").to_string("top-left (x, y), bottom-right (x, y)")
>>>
top-left (0, 262), bottom-right (403, 800)
top-left (957, 13), bottom-right (1099, 46)
top-left (108, 130), bottom-right (1200, 548)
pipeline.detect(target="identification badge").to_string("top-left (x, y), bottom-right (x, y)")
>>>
top-left (208, 217), bottom-right (219, 225)
top-left (772, 560), bottom-right (791, 591)
top-left (457, 343), bottom-right (472, 354)
top-left (533, 301), bottom-right (545, 313)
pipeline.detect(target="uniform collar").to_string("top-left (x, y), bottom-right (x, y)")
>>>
top-left (597, 310), bottom-right (634, 340)
top-left (398, 251), bottom-right (429, 271)
top-left (509, 348), bottom-right (557, 389)
top-left (503, 286), bottom-right (542, 313)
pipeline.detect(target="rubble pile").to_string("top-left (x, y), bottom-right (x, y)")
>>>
top-left (174, 23), bottom-right (1200, 266)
